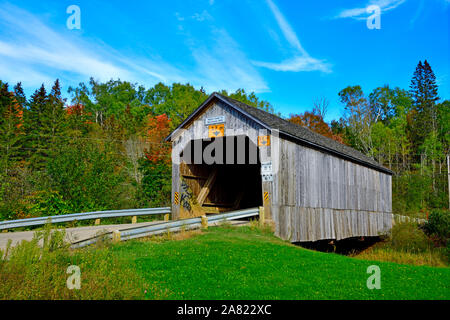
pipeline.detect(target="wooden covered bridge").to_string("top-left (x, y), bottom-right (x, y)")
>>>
top-left (165, 93), bottom-right (393, 242)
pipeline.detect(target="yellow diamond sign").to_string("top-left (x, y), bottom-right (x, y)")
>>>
top-left (208, 124), bottom-right (224, 138)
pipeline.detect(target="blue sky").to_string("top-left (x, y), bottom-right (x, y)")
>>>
top-left (0, 0), bottom-right (448, 121)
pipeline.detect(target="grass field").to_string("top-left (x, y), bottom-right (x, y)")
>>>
top-left (110, 224), bottom-right (450, 300)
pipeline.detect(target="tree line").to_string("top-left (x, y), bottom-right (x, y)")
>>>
top-left (0, 60), bottom-right (448, 220)
top-left (288, 60), bottom-right (449, 214)
top-left (0, 78), bottom-right (272, 220)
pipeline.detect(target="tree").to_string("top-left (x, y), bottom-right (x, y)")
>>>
top-left (138, 114), bottom-right (172, 206)
top-left (24, 80), bottom-right (66, 170)
top-left (145, 82), bottom-right (208, 128)
top-left (223, 88), bottom-right (275, 114)
top-left (0, 81), bottom-right (24, 174)
top-left (288, 101), bottom-right (343, 143)
top-left (409, 60), bottom-right (440, 152)
top-left (338, 85), bottom-right (374, 155)
top-left (47, 140), bottom-right (126, 212)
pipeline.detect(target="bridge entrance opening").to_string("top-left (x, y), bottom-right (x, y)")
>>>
top-left (179, 135), bottom-right (262, 215)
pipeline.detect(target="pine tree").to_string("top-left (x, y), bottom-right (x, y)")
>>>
top-left (25, 84), bottom-right (49, 170)
top-left (24, 80), bottom-right (68, 170)
top-left (13, 82), bottom-right (27, 109)
top-left (409, 60), bottom-right (441, 196)
top-left (409, 60), bottom-right (440, 153)
top-left (0, 81), bottom-right (24, 174)
top-left (47, 79), bottom-right (66, 145)
top-left (422, 60), bottom-right (439, 131)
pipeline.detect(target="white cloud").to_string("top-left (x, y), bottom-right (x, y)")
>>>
top-left (192, 10), bottom-right (213, 22)
top-left (335, 0), bottom-right (406, 20)
top-left (253, 56), bottom-right (331, 73)
top-left (0, 3), bottom-right (267, 94)
top-left (252, 0), bottom-right (331, 73)
top-left (189, 28), bottom-right (268, 92)
top-left (0, 4), bottom-right (137, 88)
top-left (265, 0), bottom-right (306, 55)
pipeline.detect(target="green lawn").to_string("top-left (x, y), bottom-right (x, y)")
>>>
top-left (110, 225), bottom-right (450, 300)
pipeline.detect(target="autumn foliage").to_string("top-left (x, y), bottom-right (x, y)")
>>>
top-left (288, 109), bottom-right (344, 144)
top-left (144, 114), bottom-right (172, 164)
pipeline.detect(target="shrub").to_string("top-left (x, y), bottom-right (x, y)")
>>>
top-left (390, 222), bottom-right (431, 253)
top-left (422, 209), bottom-right (450, 245)
top-left (26, 190), bottom-right (73, 218)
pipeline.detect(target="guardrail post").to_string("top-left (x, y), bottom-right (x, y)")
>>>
top-left (131, 216), bottom-right (137, 224)
top-left (201, 215), bottom-right (208, 229)
top-left (259, 206), bottom-right (265, 226)
top-left (164, 214), bottom-right (170, 221)
top-left (95, 218), bottom-right (101, 225)
top-left (112, 230), bottom-right (121, 242)
top-left (2, 229), bottom-right (7, 233)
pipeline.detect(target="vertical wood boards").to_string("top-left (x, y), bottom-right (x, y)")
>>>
top-left (170, 99), bottom-right (392, 242)
top-left (274, 139), bottom-right (392, 242)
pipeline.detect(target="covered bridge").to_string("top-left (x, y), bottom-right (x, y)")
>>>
top-left (165, 93), bottom-right (393, 242)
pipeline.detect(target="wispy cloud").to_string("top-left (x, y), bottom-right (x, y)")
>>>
top-left (0, 4), bottom-right (145, 88)
top-left (189, 28), bottom-right (268, 92)
top-left (0, 3), bottom-right (267, 94)
top-left (191, 10), bottom-right (213, 22)
top-left (335, 0), bottom-right (406, 20)
top-left (252, 0), bottom-right (331, 73)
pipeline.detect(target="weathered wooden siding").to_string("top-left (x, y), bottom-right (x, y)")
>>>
top-left (172, 100), bottom-right (265, 154)
top-left (170, 99), bottom-right (393, 241)
top-left (271, 138), bottom-right (392, 242)
top-left (171, 100), bottom-right (266, 218)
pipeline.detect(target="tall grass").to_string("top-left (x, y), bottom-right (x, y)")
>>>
top-left (353, 221), bottom-right (448, 267)
top-left (0, 224), bottom-right (165, 300)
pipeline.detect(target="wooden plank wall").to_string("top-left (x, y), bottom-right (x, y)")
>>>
top-left (272, 139), bottom-right (392, 242)
top-left (171, 100), bottom-right (265, 218)
top-left (170, 99), bottom-right (393, 242)
top-left (172, 100), bottom-right (264, 154)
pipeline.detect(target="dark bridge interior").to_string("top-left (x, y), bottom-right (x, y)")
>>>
top-left (179, 135), bottom-right (263, 214)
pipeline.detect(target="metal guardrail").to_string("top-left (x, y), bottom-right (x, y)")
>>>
top-left (71, 207), bottom-right (260, 249)
top-left (0, 207), bottom-right (171, 230)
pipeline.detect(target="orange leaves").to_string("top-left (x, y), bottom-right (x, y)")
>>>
top-left (144, 114), bottom-right (172, 164)
top-left (288, 111), bottom-right (344, 144)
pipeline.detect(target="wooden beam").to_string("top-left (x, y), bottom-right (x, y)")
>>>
top-left (197, 168), bottom-right (217, 205)
top-left (203, 202), bottom-right (233, 207)
top-left (202, 207), bottom-right (221, 214)
top-left (182, 174), bottom-right (208, 180)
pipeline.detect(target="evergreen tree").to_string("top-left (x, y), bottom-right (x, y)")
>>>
top-left (25, 84), bottom-right (49, 170)
top-left (24, 80), bottom-right (67, 170)
top-left (409, 60), bottom-right (440, 152)
top-left (47, 79), bottom-right (66, 145)
top-left (13, 82), bottom-right (27, 109)
top-left (0, 81), bottom-right (24, 174)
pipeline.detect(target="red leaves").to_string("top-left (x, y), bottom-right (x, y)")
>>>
top-left (288, 111), bottom-right (344, 144)
top-left (144, 114), bottom-right (172, 164)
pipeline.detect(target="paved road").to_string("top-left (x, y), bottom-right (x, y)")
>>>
top-left (0, 221), bottom-right (163, 251)
top-left (0, 220), bottom-right (250, 251)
